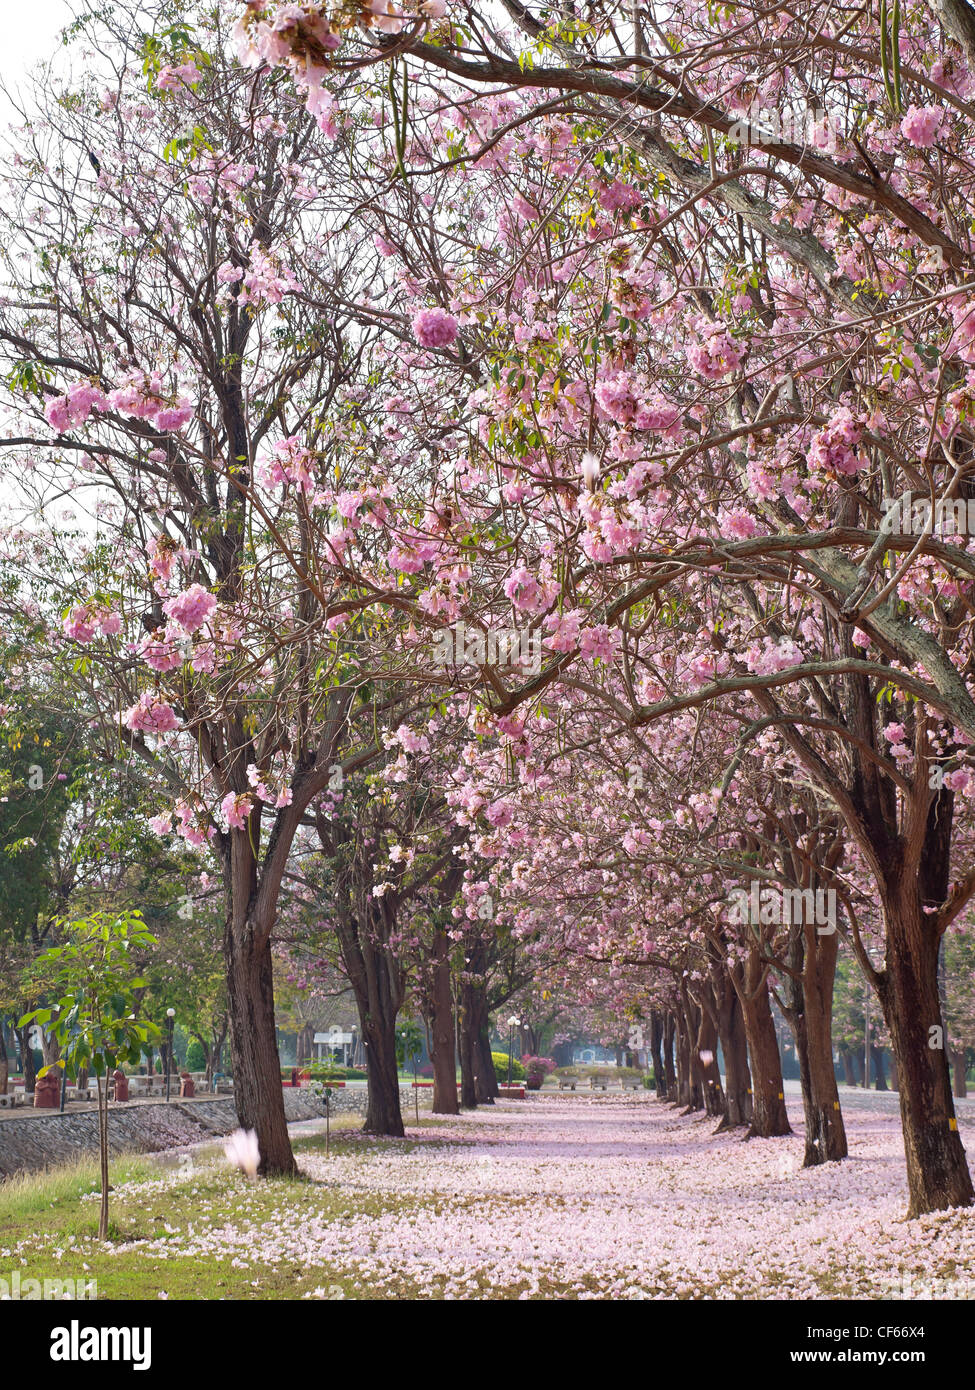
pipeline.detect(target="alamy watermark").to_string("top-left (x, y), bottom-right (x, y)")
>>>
top-left (883, 491), bottom-right (975, 538)
top-left (879, 1272), bottom-right (975, 1299)
top-left (1, 1270), bottom-right (98, 1300)
top-left (431, 622), bottom-right (542, 675)
top-left (726, 104), bottom-right (844, 154)
top-left (727, 883), bottom-right (837, 934)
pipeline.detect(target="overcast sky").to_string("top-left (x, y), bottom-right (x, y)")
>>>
top-left (0, 2), bottom-right (74, 122)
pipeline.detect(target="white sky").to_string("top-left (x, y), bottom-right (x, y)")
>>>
top-left (0, 2), bottom-right (74, 122)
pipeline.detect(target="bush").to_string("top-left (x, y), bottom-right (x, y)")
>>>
top-left (555, 1063), bottom-right (646, 1081)
top-left (307, 1064), bottom-right (367, 1082)
top-left (185, 1039), bottom-right (206, 1072)
top-left (522, 1055), bottom-right (556, 1083)
top-left (492, 1051), bottom-right (525, 1083)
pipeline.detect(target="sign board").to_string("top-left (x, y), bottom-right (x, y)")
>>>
top-left (314, 1031), bottom-right (353, 1045)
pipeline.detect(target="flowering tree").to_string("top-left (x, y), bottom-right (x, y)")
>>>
top-left (243, 0), bottom-right (975, 1213)
top-left (20, 909), bottom-right (160, 1240)
top-left (6, 0), bottom-right (975, 1220)
top-left (0, 2), bottom-right (429, 1172)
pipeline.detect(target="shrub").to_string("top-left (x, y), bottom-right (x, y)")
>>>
top-left (307, 1064), bottom-right (368, 1082)
top-left (185, 1039), bottom-right (206, 1072)
top-left (522, 1055), bottom-right (556, 1083)
top-left (492, 1051), bottom-right (525, 1083)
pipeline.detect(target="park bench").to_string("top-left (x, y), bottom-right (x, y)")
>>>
top-left (0, 1092), bottom-right (17, 1109)
top-left (589, 1076), bottom-right (608, 1090)
top-left (557, 1077), bottom-right (576, 1091)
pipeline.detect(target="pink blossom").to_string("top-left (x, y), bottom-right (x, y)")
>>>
top-left (900, 105), bottom-right (944, 148)
top-left (578, 624), bottom-right (621, 664)
top-left (163, 584), bottom-right (217, 634)
top-left (223, 1127), bottom-right (260, 1179)
top-left (46, 382), bottom-right (108, 431)
top-left (412, 307), bottom-right (458, 349)
top-left (222, 792), bottom-right (254, 830)
top-left (594, 373), bottom-right (638, 425)
top-left (686, 319), bottom-right (744, 379)
top-left (63, 603), bottom-right (121, 643)
top-left (123, 694), bottom-right (179, 734)
top-left (154, 400), bottom-right (194, 431)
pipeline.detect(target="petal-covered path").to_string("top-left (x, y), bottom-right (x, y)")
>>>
top-left (95, 1092), bottom-right (975, 1300)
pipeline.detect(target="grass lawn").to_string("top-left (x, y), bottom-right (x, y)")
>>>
top-left (0, 1117), bottom-right (475, 1301)
top-left (4, 1096), bottom-right (975, 1301)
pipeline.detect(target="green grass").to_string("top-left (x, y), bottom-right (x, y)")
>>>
top-left (0, 1116), bottom-right (492, 1300)
top-left (0, 1154), bottom-right (162, 1224)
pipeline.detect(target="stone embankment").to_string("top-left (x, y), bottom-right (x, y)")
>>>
top-left (0, 1086), bottom-right (419, 1178)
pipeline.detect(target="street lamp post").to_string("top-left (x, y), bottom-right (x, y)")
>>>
top-left (506, 1016), bottom-right (520, 1088)
top-left (165, 1008), bottom-right (175, 1102)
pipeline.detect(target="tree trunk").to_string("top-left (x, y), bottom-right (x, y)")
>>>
top-left (877, 881), bottom-right (973, 1216)
top-left (0, 1022), bottom-right (7, 1095)
top-left (695, 986), bottom-right (724, 1119)
top-left (335, 901), bottom-right (405, 1138)
top-left (803, 967), bottom-right (847, 1162)
top-left (97, 1072), bottom-right (109, 1241)
top-left (16, 1026), bottom-right (36, 1092)
top-left (871, 1044), bottom-right (888, 1091)
top-left (676, 989), bottom-right (702, 1112)
top-left (41, 1029), bottom-right (60, 1069)
top-left (207, 1021), bottom-right (227, 1090)
top-left (712, 974), bottom-right (752, 1128)
top-left (225, 920), bottom-right (296, 1177)
top-left (737, 957), bottom-right (791, 1138)
top-left (430, 930), bottom-right (460, 1115)
top-left (662, 1011), bottom-right (678, 1100)
top-left (456, 1000), bottom-right (476, 1109)
top-left (650, 1010), bottom-right (667, 1100)
top-left (953, 1049), bottom-right (968, 1100)
top-left (787, 924), bottom-right (847, 1165)
top-left (839, 1045), bottom-right (856, 1087)
top-left (362, 1007), bottom-right (404, 1136)
top-left (474, 1011), bottom-right (497, 1103)
top-left (889, 1048), bottom-right (899, 1091)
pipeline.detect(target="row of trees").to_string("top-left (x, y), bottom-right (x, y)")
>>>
top-left (1, 0), bottom-right (974, 1216)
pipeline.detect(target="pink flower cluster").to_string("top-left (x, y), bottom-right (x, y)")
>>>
top-left (503, 565), bottom-right (557, 615)
top-left (46, 382), bottom-right (108, 432)
top-left (412, 307), bottom-right (459, 349)
top-left (247, 763), bottom-right (293, 808)
top-left (686, 319), bottom-right (745, 380)
top-left (237, 245), bottom-right (302, 308)
top-left (598, 180), bottom-right (642, 214)
top-left (900, 105), bottom-right (944, 149)
top-left (222, 792), bottom-right (254, 830)
top-left (543, 607), bottom-right (585, 653)
top-left (122, 693), bottom-right (179, 734)
top-left (163, 584), bottom-right (218, 634)
top-left (745, 635), bottom-right (805, 675)
top-left (807, 407), bottom-right (863, 477)
top-left (156, 62), bottom-right (203, 93)
top-left (948, 295), bottom-right (975, 365)
top-left (46, 372), bottom-right (193, 434)
top-left (63, 603), bottom-right (121, 643)
top-left (579, 624), bottom-right (621, 665)
top-left (258, 435), bottom-right (316, 495)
